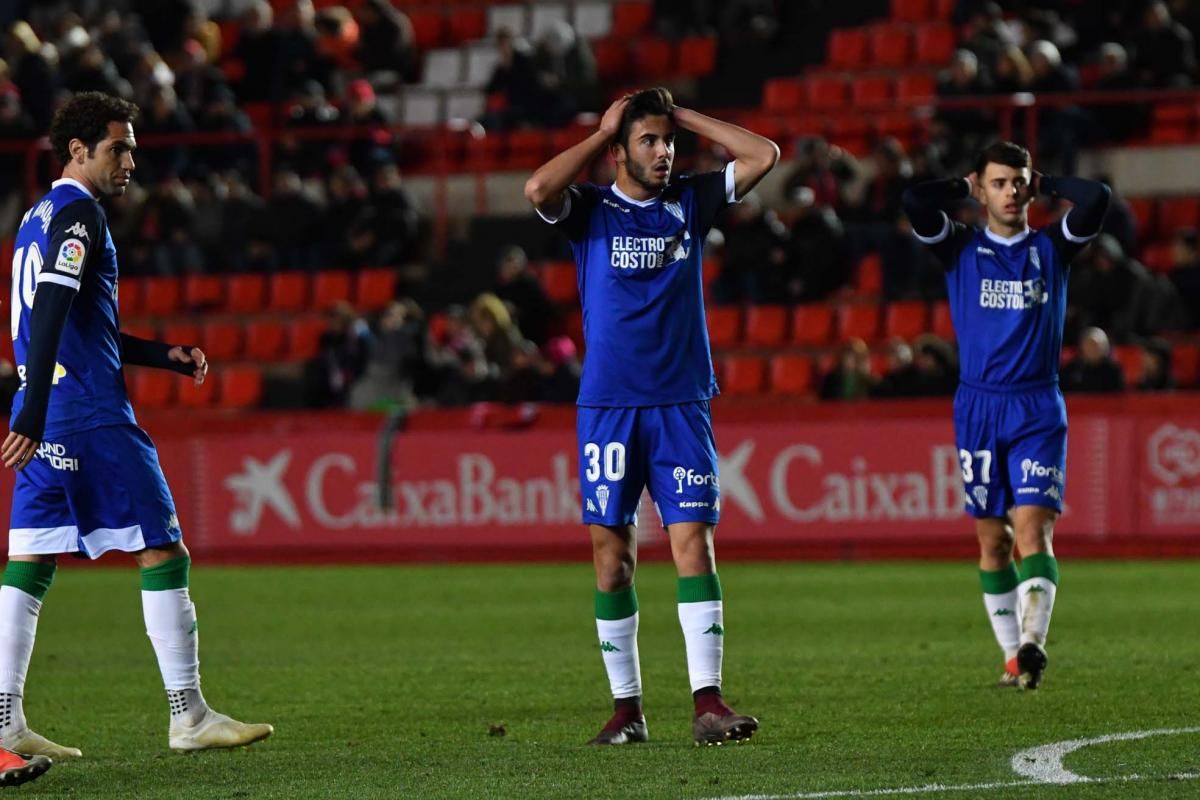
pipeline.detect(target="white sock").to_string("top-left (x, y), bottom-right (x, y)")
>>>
top-left (596, 614), bottom-right (642, 699)
top-left (142, 588), bottom-right (207, 726)
top-left (0, 587), bottom-right (40, 736)
top-left (1018, 578), bottom-right (1058, 647)
top-left (983, 590), bottom-right (1021, 660)
top-left (678, 600), bottom-right (723, 693)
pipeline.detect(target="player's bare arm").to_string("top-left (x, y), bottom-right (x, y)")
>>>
top-left (524, 96), bottom-right (630, 216)
top-left (670, 107), bottom-right (780, 198)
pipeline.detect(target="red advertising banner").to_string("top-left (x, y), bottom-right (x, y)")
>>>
top-left (0, 403), bottom-right (1193, 561)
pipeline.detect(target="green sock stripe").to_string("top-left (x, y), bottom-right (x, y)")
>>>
top-left (677, 573), bottom-right (723, 603)
top-left (2, 561), bottom-right (56, 601)
top-left (1020, 553), bottom-right (1059, 584)
top-left (140, 556), bottom-right (191, 591)
top-left (595, 586), bottom-right (638, 620)
top-left (979, 564), bottom-right (1020, 594)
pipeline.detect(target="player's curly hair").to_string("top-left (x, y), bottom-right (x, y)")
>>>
top-left (974, 141), bottom-right (1030, 176)
top-left (616, 87), bottom-right (675, 151)
top-left (48, 92), bottom-right (140, 166)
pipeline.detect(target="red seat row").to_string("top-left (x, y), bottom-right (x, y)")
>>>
top-left (118, 269), bottom-right (397, 318)
top-left (826, 22), bottom-right (956, 70)
top-left (123, 316), bottom-right (329, 363)
top-left (128, 364), bottom-right (263, 409)
top-left (706, 301), bottom-right (956, 350)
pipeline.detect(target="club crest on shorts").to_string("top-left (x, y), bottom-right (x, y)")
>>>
top-left (972, 485), bottom-right (989, 509)
top-left (596, 484), bottom-right (610, 516)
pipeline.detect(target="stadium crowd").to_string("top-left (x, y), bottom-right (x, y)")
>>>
top-left (0, 0), bottom-right (1196, 411)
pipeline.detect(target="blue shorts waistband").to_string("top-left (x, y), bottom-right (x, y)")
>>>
top-left (958, 376), bottom-right (1059, 394)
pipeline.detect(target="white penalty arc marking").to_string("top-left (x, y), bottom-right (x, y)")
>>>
top-left (711, 727), bottom-right (1200, 800)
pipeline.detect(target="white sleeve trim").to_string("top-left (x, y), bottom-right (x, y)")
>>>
top-left (535, 189), bottom-right (573, 224)
top-left (37, 272), bottom-right (81, 291)
top-left (1060, 211), bottom-right (1097, 244)
top-left (724, 161), bottom-right (740, 203)
top-left (913, 212), bottom-right (951, 244)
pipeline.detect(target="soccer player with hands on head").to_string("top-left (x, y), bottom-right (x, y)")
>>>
top-left (903, 142), bottom-right (1110, 690)
top-left (526, 88), bottom-right (778, 746)
top-left (0, 92), bottom-right (272, 761)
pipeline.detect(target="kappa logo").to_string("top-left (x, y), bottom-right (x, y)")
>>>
top-left (1044, 485), bottom-right (1062, 501)
top-left (976, 247), bottom-right (996, 256)
top-left (224, 451), bottom-right (302, 534)
top-left (65, 222), bottom-right (90, 241)
top-left (167, 514), bottom-right (181, 531)
top-left (586, 498), bottom-right (598, 514)
top-left (972, 485), bottom-right (989, 509)
top-left (1030, 247), bottom-right (1041, 272)
top-left (602, 197), bottom-right (631, 214)
top-left (596, 484), bottom-right (610, 516)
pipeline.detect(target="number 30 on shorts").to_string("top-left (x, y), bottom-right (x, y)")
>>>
top-left (583, 442), bottom-right (626, 482)
top-left (958, 448), bottom-right (993, 483)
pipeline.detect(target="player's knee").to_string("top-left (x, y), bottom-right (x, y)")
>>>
top-left (976, 523), bottom-right (1014, 557)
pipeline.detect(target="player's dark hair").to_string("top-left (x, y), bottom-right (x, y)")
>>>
top-left (616, 87), bottom-right (675, 151)
top-left (974, 141), bottom-right (1031, 176)
top-left (49, 92), bottom-right (140, 166)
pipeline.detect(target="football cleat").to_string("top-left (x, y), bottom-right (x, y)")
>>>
top-left (693, 710), bottom-right (759, 746)
top-left (1017, 642), bottom-right (1049, 690)
top-left (996, 656), bottom-right (1020, 688)
top-left (169, 709), bottom-right (273, 752)
top-left (587, 714), bottom-right (648, 746)
top-left (0, 748), bottom-right (50, 787)
top-left (3, 728), bottom-right (81, 760)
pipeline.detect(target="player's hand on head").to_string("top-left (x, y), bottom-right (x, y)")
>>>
top-left (2, 431), bottom-right (38, 471)
top-left (599, 96), bottom-right (630, 138)
top-left (169, 345), bottom-right (209, 385)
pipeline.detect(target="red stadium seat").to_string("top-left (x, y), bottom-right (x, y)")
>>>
top-left (827, 29), bottom-right (868, 68)
top-left (409, 11), bottom-right (445, 50)
top-left (1141, 242), bottom-right (1174, 273)
top-left (706, 306), bottom-right (742, 348)
top-left (1113, 346), bottom-right (1143, 387)
top-left (884, 301), bottom-right (929, 339)
top-left (612, 2), bottom-right (653, 36)
top-left (463, 133), bottom-right (505, 172)
top-left (267, 272), bottom-right (309, 314)
top-left (896, 73), bottom-right (937, 101)
top-left (122, 320), bottom-right (157, 341)
top-left (216, 366), bottom-right (263, 408)
top-left (934, 0), bottom-right (955, 18)
top-left (892, 0), bottom-right (933, 22)
top-left (931, 301), bottom-right (955, 340)
top-left (540, 261), bottom-right (578, 305)
top-left (118, 278), bottom-right (143, 316)
top-left (354, 268), bottom-right (398, 312)
top-left (702, 257), bottom-right (720, 289)
top-left (286, 317), bottom-right (327, 361)
top-left (791, 304), bottom-right (834, 346)
top-left (1125, 197), bottom-right (1154, 238)
top-left (311, 271), bottom-right (353, 312)
top-left (592, 38), bottom-right (629, 82)
top-left (162, 322), bottom-right (201, 348)
top-left (447, 9), bottom-right (485, 44)
top-left (507, 129), bottom-right (549, 170)
top-left (676, 36), bottom-right (717, 77)
top-left (129, 369), bottom-right (175, 409)
top-left (244, 319), bottom-right (287, 361)
top-left (1150, 104), bottom-right (1192, 144)
top-left (142, 277), bottom-right (182, 317)
top-left (201, 320), bottom-right (243, 361)
top-left (183, 275), bottom-right (224, 311)
top-left (632, 37), bottom-right (673, 77)
top-left (1173, 343), bottom-right (1200, 387)
top-left (744, 305), bottom-right (789, 348)
top-left (869, 25), bottom-right (912, 68)
top-left (836, 304), bottom-right (882, 342)
top-left (1156, 196), bottom-right (1200, 237)
top-left (720, 356), bottom-right (766, 395)
top-left (176, 373), bottom-right (217, 407)
top-left (829, 115), bottom-right (869, 155)
top-left (914, 23), bottom-right (956, 65)
top-left (225, 274), bottom-right (266, 314)
top-left (852, 76), bottom-right (893, 108)
top-left (565, 308), bottom-right (584, 352)
top-left (763, 78), bottom-right (804, 112)
top-left (769, 354), bottom-right (815, 395)
top-left (855, 253), bottom-right (883, 296)
top-left (805, 76), bottom-right (849, 110)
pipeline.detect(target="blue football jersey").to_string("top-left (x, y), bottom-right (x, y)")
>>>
top-left (10, 179), bottom-right (135, 436)
top-left (918, 214), bottom-right (1096, 387)
top-left (538, 163), bottom-right (735, 406)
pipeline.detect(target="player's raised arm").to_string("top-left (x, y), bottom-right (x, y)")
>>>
top-left (120, 333), bottom-right (209, 385)
top-left (901, 177), bottom-right (970, 239)
top-left (670, 107), bottom-right (779, 199)
top-left (1037, 174), bottom-right (1111, 242)
top-left (524, 96), bottom-right (629, 217)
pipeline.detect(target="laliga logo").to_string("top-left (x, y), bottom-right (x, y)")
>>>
top-left (1020, 458), bottom-right (1064, 484)
top-left (674, 466), bottom-right (718, 494)
top-left (1147, 423), bottom-right (1200, 485)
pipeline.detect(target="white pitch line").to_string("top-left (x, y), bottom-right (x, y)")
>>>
top-left (711, 726), bottom-right (1200, 800)
top-left (1010, 726), bottom-right (1200, 784)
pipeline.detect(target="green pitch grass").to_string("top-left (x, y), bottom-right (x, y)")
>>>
top-left (14, 560), bottom-right (1200, 799)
